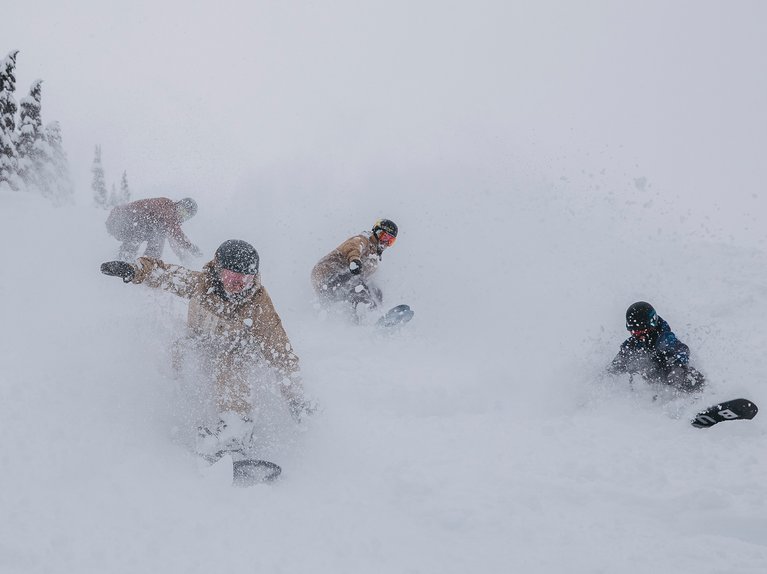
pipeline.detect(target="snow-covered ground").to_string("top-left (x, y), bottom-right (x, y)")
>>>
top-left (3, 2), bottom-right (767, 572)
top-left (2, 168), bottom-right (766, 573)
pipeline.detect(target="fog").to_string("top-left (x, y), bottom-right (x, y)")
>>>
top-left (4, 2), bottom-right (765, 241)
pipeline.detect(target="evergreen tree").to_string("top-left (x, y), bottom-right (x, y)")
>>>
top-left (119, 170), bottom-right (131, 204)
top-left (108, 182), bottom-right (118, 207)
top-left (17, 79), bottom-right (44, 191)
top-left (0, 52), bottom-right (73, 201)
top-left (0, 50), bottom-right (21, 191)
top-left (91, 144), bottom-right (108, 208)
top-left (44, 121), bottom-right (74, 203)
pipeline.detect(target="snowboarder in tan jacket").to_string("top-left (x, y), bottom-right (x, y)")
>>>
top-left (101, 239), bottom-right (312, 457)
top-left (311, 219), bottom-right (398, 316)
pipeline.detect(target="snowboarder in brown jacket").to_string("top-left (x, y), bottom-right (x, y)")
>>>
top-left (105, 197), bottom-right (202, 262)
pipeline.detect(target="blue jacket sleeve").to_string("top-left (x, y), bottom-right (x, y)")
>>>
top-left (656, 332), bottom-right (689, 366)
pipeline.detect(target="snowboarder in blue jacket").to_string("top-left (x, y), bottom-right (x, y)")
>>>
top-left (608, 301), bottom-right (705, 392)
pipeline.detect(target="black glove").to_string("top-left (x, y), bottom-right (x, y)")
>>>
top-left (349, 258), bottom-right (362, 275)
top-left (100, 261), bottom-right (136, 283)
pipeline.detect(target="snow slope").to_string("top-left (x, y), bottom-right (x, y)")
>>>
top-left (1, 169), bottom-right (766, 573)
top-left (3, 1), bottom-right (767, 572)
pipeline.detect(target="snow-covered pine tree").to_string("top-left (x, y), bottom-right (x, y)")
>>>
top-left (119, 170), bottom-right (131, 204)
top-left (0, 50), bottom-right (22, 191)
top-left (91, 144), bottom-right (108, 208)
top-left (17, 79), bottom-right (45, 192)
top-left (44, 121), bottom-right (73, 203)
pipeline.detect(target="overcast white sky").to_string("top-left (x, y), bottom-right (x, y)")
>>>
top-left (3, 0), bottom-right (766, 240)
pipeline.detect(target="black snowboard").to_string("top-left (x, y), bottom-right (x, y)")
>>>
top-left (232, 459), bottom-right (282, 486)
top-left (376, 304), bottom-right (414, 330)
top-left (691, 398), bottom-right (758, 428)
top-left (202, 451), bottom-right (282, 486)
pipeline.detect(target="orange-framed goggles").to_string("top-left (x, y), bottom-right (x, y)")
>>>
top-left (376, 230), bottom-right (397, 247)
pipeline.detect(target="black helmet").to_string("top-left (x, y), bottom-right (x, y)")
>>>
top-left (373, 218), bottom-right (398, 238)
top-left (176, 197), bottom-right (198, 221)
top-left (215, 240), bottom-right (259, 274)
top-left (625, 301), bottom-right (659, 331)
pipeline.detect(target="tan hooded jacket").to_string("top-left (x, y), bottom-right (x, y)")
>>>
top-left (311, 232), bottom-right (382, 294)
top-left (132, 257), bottom-right (300, 412)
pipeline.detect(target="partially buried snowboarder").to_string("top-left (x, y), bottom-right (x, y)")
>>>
top-left (608, 301), bottom-right (705, 392)
top-left (311, 218), bottom-right (398, 318)
top-left (105, 197), bottom-right (202, 262)
top-left (101, 239), bottom-right (313, 458)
